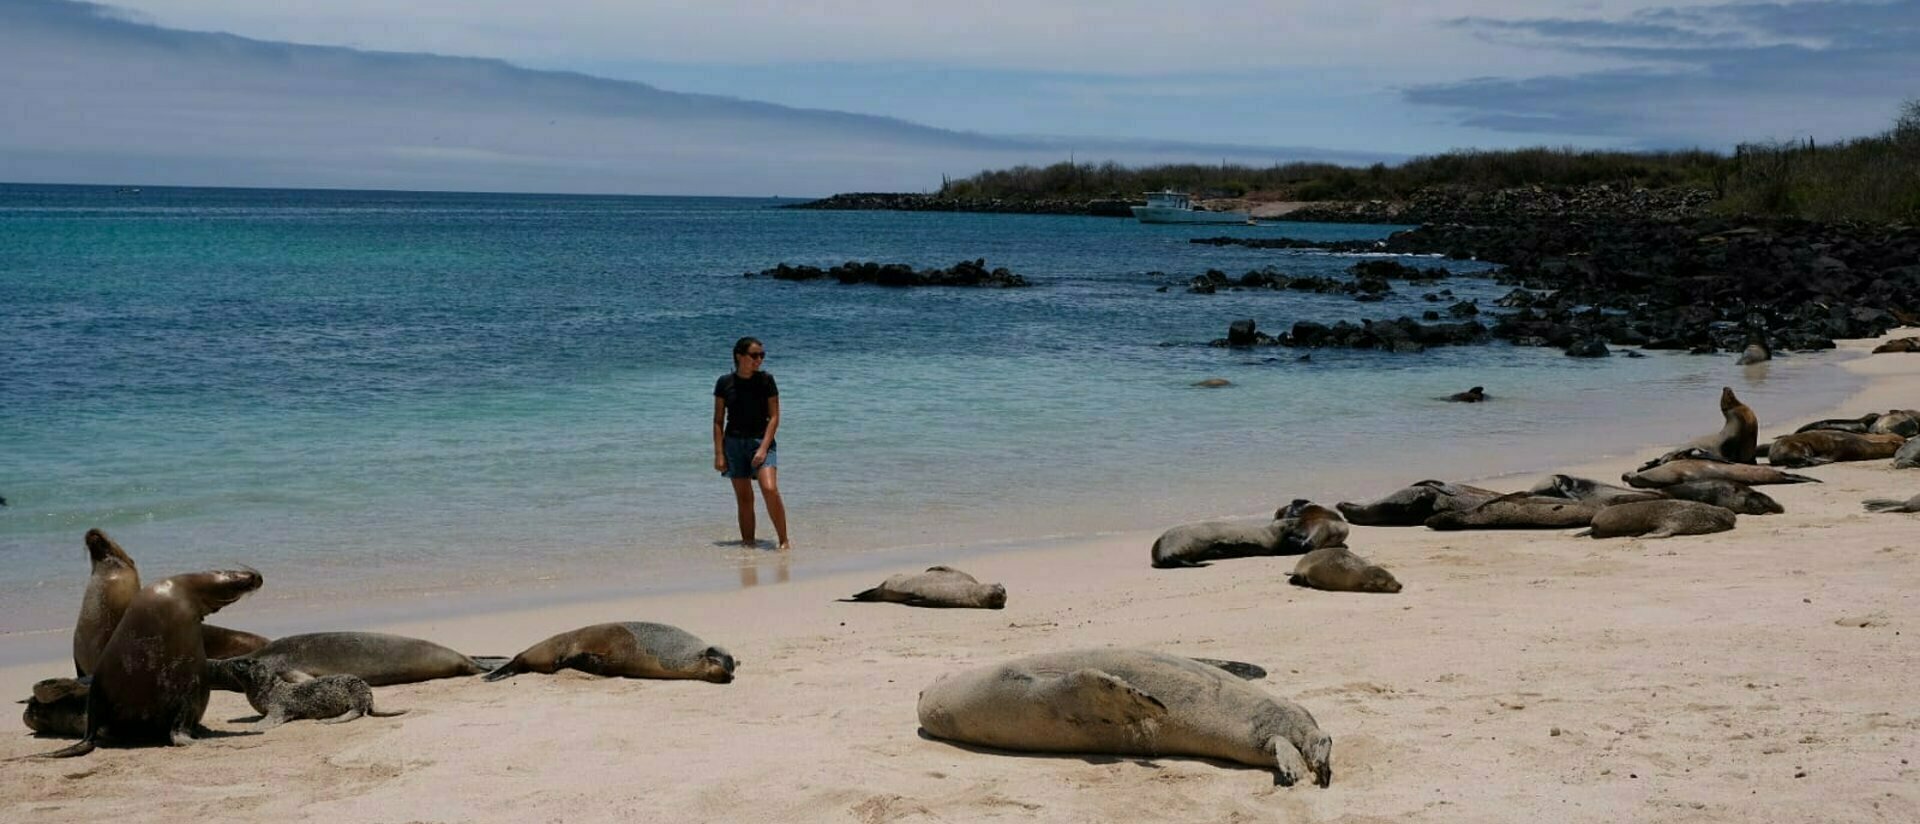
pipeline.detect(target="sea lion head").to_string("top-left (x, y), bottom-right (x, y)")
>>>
top-left (1301, 732), bottom-right (1333, 788)
top-left (1718, 484), bottom-right (1785, 515)
top-left (979, 584), bottom-right (1008, 610)
top-left (699, 645), bottom-right (737, 684)
top-left (159, 567), bottom-right (264, 618)
top-left (22, 692), bottom-right (88, 738)
top-left (1358, 565), bottom-right (1403, 594)
top-left (1546, 475), bottom-right (1592, 499)
top-left (1274, 498), bottom-right (1314, 520)
top-left (1720, 386), bottom-right (1742, 412)
top-left (83, 528), bottom-right (135, 571)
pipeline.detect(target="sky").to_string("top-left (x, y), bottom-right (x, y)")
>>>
top-left (1, 0), bottom-right (1914, 196)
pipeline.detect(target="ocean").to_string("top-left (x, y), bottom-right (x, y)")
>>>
top-left (0, 183), bottom-right (1862, 641)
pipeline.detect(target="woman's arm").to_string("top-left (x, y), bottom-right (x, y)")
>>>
top-left (713, 397), bottom-right (728, 472)
top-left (754, 397), bottom-right (780, 466)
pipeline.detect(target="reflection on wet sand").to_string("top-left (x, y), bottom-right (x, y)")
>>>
top-left (738, 551), bottom-right (790, 589)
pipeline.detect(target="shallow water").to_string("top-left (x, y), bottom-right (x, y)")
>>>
top-left (0, 184), bottom-right (1863, 636)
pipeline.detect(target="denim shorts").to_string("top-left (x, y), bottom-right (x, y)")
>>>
top-left (722, 436), bottom-right (777, 479)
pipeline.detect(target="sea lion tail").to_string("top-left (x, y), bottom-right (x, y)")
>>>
top-left (1571, 528), bottom-right (1594, 538)
top-left (27, 739), bottom-right (96, 759)
top-left (367, 707), bottom-right (409, 718)
top-left (1780, 472), bottom-right (1823, 483)
top-left (1863, 498), bottom-right (1906, 512)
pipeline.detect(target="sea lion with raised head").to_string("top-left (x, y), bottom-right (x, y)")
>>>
top-left (842, 566), bottom-right (1007, 609)
top-left (1895, 438), bottom-right (1920, 469)
top-left (1765, 431), bottom-right (1905, 468)
top-left (71, 529), bottom-right (269, 678)
top-left (1684, 387), bottom-right (1758, 463)
top-left (1796, 413), bottom-right (1881, 435)
top-left (482, 622), bottom-right (735, 683)
top-left (1289, 546), bottom-right (1401, 593)
top-left (1658, 479), bottom-right (1783, 514)
top-left (1150, 502), bottom-right (1347, 568)
top-left (916, 648), bottom-right (1333, 787)
top-left (209, 632), bottom-right (496, 690)
top-left (218, 658), bottom-right (405, 730)
top-left (1335, 480), bottom-right (1503, 527)
top-left (1863, 494), bottom-right (1920, 513)
top-left (1576, 500), bottom-right (1737, 539)
top-left (1623, 459), bottom-right (1820, 489)
top-left (1528, 475), bottom-right (1665, 507)
top-left (1423, 493), bottom-right (1598, 530)
top-left (34, 567), bottom-right (263, 757)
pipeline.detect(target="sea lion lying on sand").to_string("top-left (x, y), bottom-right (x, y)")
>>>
top-left (1765, 431), bottom-right (1905, 468)
top-left (1273, 500), bottom-right (1350, 552)
top-left (1871, 337), bottom-right (1920, 353)
top-left (1659, 480), bottom-right (1784, 515)
top-left (1335, 480), bottom-right (1502, 527)
top-left (219, 658), bottom-right (405, 730)
top-left (1150, 502), bottom-right (1347, 568)
top-left (1529, 475), bottom-right (1664, 507)
top-left (209, 632), bottom-right (497, 690)
top-left (916, 648), bottom-right (1333, 787)
top-left (21, 677), bottom-right (90, 738)
top-left (1796, 413), bottom-right (1881, 435)
top-left (1895, 438), bottom-right (1920, 469)
top-left (1623, 459), bottom-right (1820, 489)
top-left (483, 622), bottom-right (736, 683)
top-left (842, 566), bottom-right (1007, 609)
top-left (1289, 546), bottom-right (1401, 593)
top-left (1424, 494), bottom-right (1598, 530)
top-left (1576, 500), bottom-right (1737, 539)
top-left (1869, 410), bottom-right (1920, 438)
top-left (1863, 494), bottom-right (1920, 513)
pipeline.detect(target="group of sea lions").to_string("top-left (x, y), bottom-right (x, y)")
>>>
top-left (19, 530), bottom-right (737, 758)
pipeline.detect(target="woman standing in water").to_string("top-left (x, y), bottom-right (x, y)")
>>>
top-left (714, 336), bottom-right (790, 550)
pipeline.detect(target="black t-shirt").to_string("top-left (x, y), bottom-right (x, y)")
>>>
top-left (715, 371), bottom-right (779, 440)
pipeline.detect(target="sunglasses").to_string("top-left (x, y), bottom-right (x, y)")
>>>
top-left (745, 351), bottom-right (766, 359)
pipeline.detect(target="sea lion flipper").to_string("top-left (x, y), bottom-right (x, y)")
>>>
top-left (469, 656), bottom-right (511, 671)
top-left (1642, 528), bottom-right (1676, 539)
top-left (1188, 658), bottom-right (1267, 680)
top-left (1782, 472), bottom-right (1822, 483)
top-left (1572, 528), bottom-right (1594, 538)
top-left (1057, 669), bottom-right (1167, 725)
top-left (480, 658), bottom-right (525, 682)
top-left (1863, 498), bottom-right (1904, 512)
top-left (842, 587), bottom-right (885, 602)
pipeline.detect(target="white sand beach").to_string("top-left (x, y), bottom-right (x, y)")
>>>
top-left (5, 335), bottom-right (1918, 823)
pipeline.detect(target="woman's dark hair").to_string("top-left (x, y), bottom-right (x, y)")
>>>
top-left (732, 336), bottom-right (762, 363)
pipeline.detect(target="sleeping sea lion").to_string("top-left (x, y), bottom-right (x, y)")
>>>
top-left (1575, 500), bottom-right (1737, 539)
top-left (916, 648), bottom-right (1333, 787)
top-left (1335, 480), bottom-right (1502, 527)
top-left (71, 529), bottom-right (268, 678)
top-left (1623, 459), bottom-right (1820, 488)
top-left (1863, 494), bottom-right (1920, 513)
top-left (34, 567), bottom-right (263, 757)
top-left (1150, 503), bottom-right (1347, 568)
top-left (482, 622), bottom-right (735, 683)
top-left (1895, 438), bottom-right (1920, 469)
top-left (1869, 410), bottom-right (1920, 438)
top-left (1273, 500), bottom-right (1350, 554)
top-left (1289, 546), bottom-right (1401, 593)
top-left (1658, 479), bottom-right (1783, 514)
top-left (1528, 475), bottom-right (1664, 507)
top-left (842, 566), bottom-right (1007, 609)
top-left (209, 632), bottom-right (495, 689)
top-left (1871, 337), bottom-right (1920, 353)
top-left (1765, 431), bottom-right (1905, 468)
top-left (1423, 494), bottom-right (1597, 530)
top-left (1795, 413), bottom-right (1880, 435)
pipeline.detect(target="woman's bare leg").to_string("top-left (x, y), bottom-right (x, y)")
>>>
top-left (730, 478), bottom-right (757, 546)
top-left (757, 467), bottom-right (790, 550)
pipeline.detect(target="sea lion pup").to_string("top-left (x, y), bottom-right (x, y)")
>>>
top-left (71, 529), bottom-right (269, 677)
top-left (1796, 413), bottom-right (1881, 435)
top-left (1575, 500), bottom-right (1737, 539)
top-left (218, 658), bottom-right (404, 730)
top-left (1528, 475), bottom-right (1664, 507)
top-left (1273, 499), bottom-right (1350, 553)
top-left (841, 566), bottom-right (1007, 609)
top-left (1659, 479), bottom-right (1784, 515)
top-left (1684, 387), bottom-right (1758, 464)
top-left (1289, 546), bottom-right (1401, 593)
top-left (1872, 336), bottom-right (1920, 353)
top-left (483, 622), bottom-right (736, 683)
top-left (210, 632), bottom-right (495, 689)
top-left (916, 648), bottom-right (1333, 787)
top-left (34, 567), bottom-right (263, 758)
top-left (1869, 410), bottom-right (1920, 438)
top-left (21, 678), bottom-right (90, 738)
top-left (1622, 459), bottom-right (1820, 489)
top-left (1149, 502), bottom-right (1347, 568)
top-left (1895, 438), bottom-right (1920, 469)
top-left (1765, 431), bottom-right (1906, 468)
top-left (1423, 493), bottom-right (1597, 530)
top-left (1335, 480), bottom-right (1503, 527)
top-left (1863, 494), bottom-right (1920, 513)
top-left (1445, 386), bottom-right (1487, 403)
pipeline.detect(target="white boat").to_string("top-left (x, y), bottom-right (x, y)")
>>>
top-left (1130, 190), bottom-right (1252, 224)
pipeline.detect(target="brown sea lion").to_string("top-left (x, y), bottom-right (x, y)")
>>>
top-left (482, 622), bottom-right (735, 683)
top-left (21, 678), bottom-right (90, 738)
top-left (218, 658), bottom-right (405, 730)
top-left (1576, 500), bottom-right (1737, 539)
top-left (1528, 475), bottom-right (1664, 507)
top-left (1871, 337), bottom-right (1920, 353)
top-left (1658, 479), bottom-right (1784, 514)
top-left (1795, 413), bottom-right (1881, 435)
top-left (1863, 494), bottom-right (1920, 513)
top-left (1192, 378), bottom-right (1233, 388)
top-left (1895, 438), bottom-right (1920, 469)
top-left (34, 567), bottom-right (263, 757)
top-left (1766, 431), bottom-right (1905, 468)
top-left (1685, 387), bottom-right (1758, 463)
top-left (1150, 501), bottom-right (1347, 568)
top-left (1335, 480), bottom-right (1503, 526)
top-left (1735, 338), bottom-right (1771, 365)
top-left (1273, 499), bottom-right (1351, 554)
top-left (209, 632), bottom-right (496, 690)
top-left (1289, 546), bottom-right (1401, 593)
top-left (1868, 410), bottom-right (1920, 438)
top-left (1445, 386), bottom-right (1487, 403)
top-left (841, 566), bottom-right (1007, 609)
top-left (917, 648), bottom-right (1333, 787)
top-left (1623, 459), bottom-right (1820, 488)
top-left (71, 529), bottom-right (269, 678)
top-left (1423, 494), bottom-right (1597, 530)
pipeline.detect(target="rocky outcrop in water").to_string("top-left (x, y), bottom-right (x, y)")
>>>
top-left (1210, 317), bottom-right (1490, 353)
top-left (746, 259), bottom-right (1031, 287)
top-left (786, 193), bottom-right (1134, 217)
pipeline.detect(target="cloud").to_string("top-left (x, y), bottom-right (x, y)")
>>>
top-left (1406, 0), bottom-right (1920, 146)
top-left (0, 0), bottom-right (1397, 195)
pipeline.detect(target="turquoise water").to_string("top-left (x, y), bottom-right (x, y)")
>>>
top-left (0, 184), bottom-right (1861, 635)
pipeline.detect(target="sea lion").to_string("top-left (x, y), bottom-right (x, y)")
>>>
top-left (1765, 431), bottom-right (1905, 468)
top-left (1869, 410), bottom-right (1920, 438)
top-left (1289, 546), bottom-right (1401, 593)
top-left (841, 566), bottom-right (1007, 609)
top-left (71, 529), bottom-right (268, 678)
top-left (1895, 438), bottom-right (1920, 469)
top-left (34, 567), bottom-right (263, 757)
top-left (218, 658), bottom-right (405, 730)
top-left (482, 622), bottom-right (735, 683)
top-left (1335, 480), bottom-right (1503, 527)
top-left (209, 632), bottom-right (495, 690)
top-left (1795, 413), bottom-right (1880, 435)
top-left (1528, 475), bottom-right (1664, 507)
top-left (1685, 387), bottom-right (1758, 463)
top-left (1658, 479), bottom-right (1784, 515)
top-left (1150, 502), bottom-right (1347, 568)
top-left (1623, 459), bottom-right (1820, 488)
top-left (1871, 337), bottom-right (1920, 353)
top-left (1863, 494), bottom-right (1920, 513)
top-left (916, 648), bottom-right (1333, 787)
top-left (1423, 494), bottom-right (1598, 530)
top-left (1575, 500), bottom-right (1737, 539)
top-left (1445, 386), bottom-right (1487, 403)
top-left (1735, 337), bottom-right (1772, 365)
top-left (21, 678), bottom-right (90, 738)
top-left (1192, 378), bottom-right (1233, 388)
